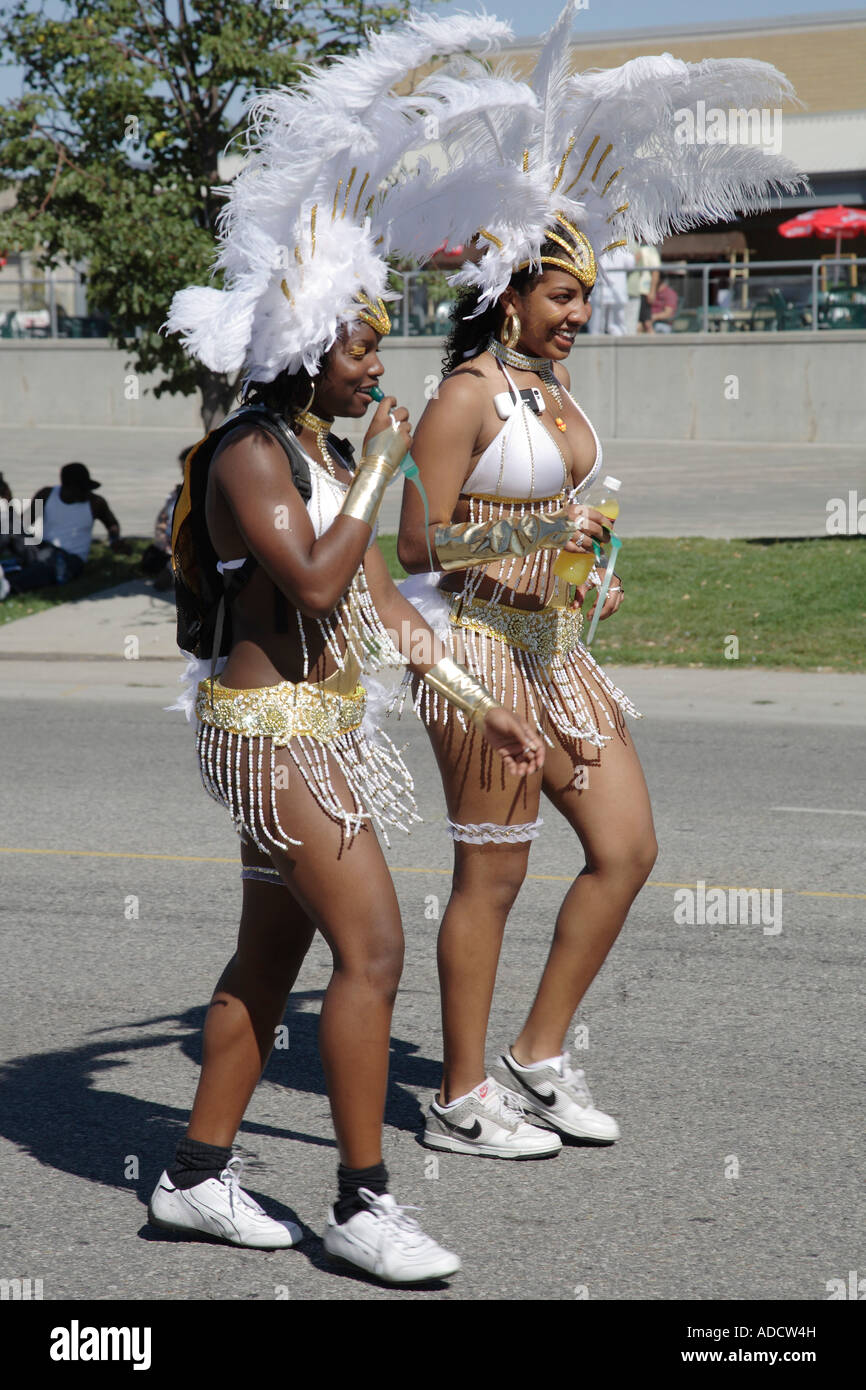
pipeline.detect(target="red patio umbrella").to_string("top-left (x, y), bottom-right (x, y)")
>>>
top-left (778, 205), bottom-right (866, 262)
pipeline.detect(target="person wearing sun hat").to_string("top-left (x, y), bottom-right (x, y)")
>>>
top-left (0, 461), bottom-right (127, 597)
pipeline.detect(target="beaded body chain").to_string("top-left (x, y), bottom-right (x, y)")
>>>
top-left (297, 443), bottom-right (405, 681)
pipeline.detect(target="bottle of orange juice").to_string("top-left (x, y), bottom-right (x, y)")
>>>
top-left (553, 476), bottom-right (621, 589)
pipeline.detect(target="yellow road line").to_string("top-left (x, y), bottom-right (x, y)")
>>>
top-left (0, 846), bottom-right (233, 864)
top-left (1, 845), bottom-right (864, 900)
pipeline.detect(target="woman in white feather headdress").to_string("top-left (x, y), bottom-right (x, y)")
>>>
top-left (397, 0), bottom-right (804, 1154)
top-left (147, 11), bottom-right (551, 1284)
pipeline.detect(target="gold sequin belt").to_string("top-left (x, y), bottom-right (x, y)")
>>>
top-left (196, 677), bottom-right (366, 744)
top-left (449, 593), bottom-right (583, 665)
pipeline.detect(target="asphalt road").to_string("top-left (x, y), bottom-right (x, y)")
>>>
top-left (0, 669), bottom-right (863, 1303)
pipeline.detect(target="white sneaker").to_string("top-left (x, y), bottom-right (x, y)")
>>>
top-left (148, 1157), bottom-right (302, 1248)
top-left (424, 1076), bottom-right (562, 1159)
top-left (494, 1050), bottom-right (620, 1143)
top-left (323, 1188), bottom-right (461, 1284)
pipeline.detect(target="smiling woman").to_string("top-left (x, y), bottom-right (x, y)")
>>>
top-left (395, 241), bottom-right (652, 1150)
top-left (149, 7), bottom-right (550, 1287)
top-left (392, 0), bottom-right (803, 1158)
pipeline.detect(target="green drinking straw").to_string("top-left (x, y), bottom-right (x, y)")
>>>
top-left (585, 534), bottom-right (622, 647)
top-left (369, 385), bottom-right (436, 573)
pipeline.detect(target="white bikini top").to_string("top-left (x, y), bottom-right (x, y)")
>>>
top-left (461, 361), bottom-right (602, 502)
top-left (217, 437), bottom-right (375, 577)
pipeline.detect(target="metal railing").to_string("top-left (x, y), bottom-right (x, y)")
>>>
top-left (3, 258), bottom-right (865, 339)
top-left (655, 258), bottom-right (866, 333)
top-left (384, 259), bottom-right (866, 336)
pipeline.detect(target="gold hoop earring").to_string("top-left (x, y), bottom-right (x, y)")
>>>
top-left (500, 312), bottom-right (521, 349)
top-left (303, 382), bottom-right (316, 412)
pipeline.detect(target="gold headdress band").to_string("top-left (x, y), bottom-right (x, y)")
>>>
top-left (506, 131), bottom-right (635, 290)
top-left (516, 215), bottom-right (598, 290)
top-left (354, 290), bottom-right (391, 337)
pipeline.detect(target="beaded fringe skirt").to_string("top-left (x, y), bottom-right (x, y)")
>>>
top-left (396, 574), bottom-right (640, 755)
top-left (195, 675), bottom-right (419, 850)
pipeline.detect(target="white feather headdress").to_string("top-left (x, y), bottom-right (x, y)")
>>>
top-left (165, 10), bottom-right (540, 380)
top-left (448, 0), bottom-right (806, 312)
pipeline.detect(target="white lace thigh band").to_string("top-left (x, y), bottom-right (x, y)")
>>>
top-left (240, 864), bottom-right (286, 886)
top-left (446, 816), bottom-right (543, 845)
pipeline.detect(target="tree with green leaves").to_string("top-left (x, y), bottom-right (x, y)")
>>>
top-left (0, 1), bottom-right (415, 427)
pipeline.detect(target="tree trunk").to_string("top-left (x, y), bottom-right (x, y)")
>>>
top-left (198, 367), bottom-right (240, 432)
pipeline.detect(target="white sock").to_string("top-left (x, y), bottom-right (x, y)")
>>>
top-left (438, 1089), bottom-right (474, 1110)
top-left (512, 1050), bottom-right (563, 1072)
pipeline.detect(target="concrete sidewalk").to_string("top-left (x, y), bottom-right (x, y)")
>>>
top-left (0, 579), bottom-right (177, 661)
top-left (1, 578), bottom-right (864, 726)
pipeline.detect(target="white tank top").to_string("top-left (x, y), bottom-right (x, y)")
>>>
top-left (462, 362), bottom-right (602, 501)
top-left (215, 437), bottom-right (376, 577)
top-left (42, 486), bottom-right (93, 561)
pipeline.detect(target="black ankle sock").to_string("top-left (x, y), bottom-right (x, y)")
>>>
top-left (334, 1162), bottom-right (389, 1225)
top-left (167, 1137), bottom-right (233, 1191)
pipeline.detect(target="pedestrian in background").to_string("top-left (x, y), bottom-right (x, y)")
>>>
top-left (0, 462), bottom-right (128, 600)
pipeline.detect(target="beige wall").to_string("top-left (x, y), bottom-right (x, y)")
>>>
top-left (503, 16), bottom-right (866, 116)
top-left (1, 335), bottom-right (863, 444)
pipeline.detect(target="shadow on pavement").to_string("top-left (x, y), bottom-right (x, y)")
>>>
top-left (0, 989), bottom-right (441, 1211)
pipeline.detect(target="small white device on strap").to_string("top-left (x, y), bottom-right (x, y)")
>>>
top-left (493, 387), bottom-right (545, 420)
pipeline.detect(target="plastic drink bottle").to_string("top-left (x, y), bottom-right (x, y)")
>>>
top-left (553, 475), bottom-right (622, 587)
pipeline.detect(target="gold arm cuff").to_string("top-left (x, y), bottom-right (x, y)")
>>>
top-left (434, 509), bottom-right (580, 573)
top-left (341, 460), bottom-right (393, 527)
top-left (423, 656), bottom-right (498, 729)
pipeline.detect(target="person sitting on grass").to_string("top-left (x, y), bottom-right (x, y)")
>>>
top-left (0, 462), bottom-right (129, 601)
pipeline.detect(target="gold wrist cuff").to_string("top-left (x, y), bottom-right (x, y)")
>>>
top-left (423, 656), bottom-right (498, 728)
top-left (340, 424), bottom-right (409, 527)
top-left (435, 509), bottom-right (579, 572)
top-left (363, 425), bottom-right (409, 472)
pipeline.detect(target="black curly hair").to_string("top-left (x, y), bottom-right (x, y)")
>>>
top-left (442, 240), bottom-right (589, 376)
top-left (240, 364), bottom-right (319, 427)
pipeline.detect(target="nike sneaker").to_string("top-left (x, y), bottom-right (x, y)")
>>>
top-left (323, 1188), bottom-right (461, 1284)
top-left (148, 1157), bottom-right (303, 1248)
top-left (493, 1050), bottom-right (620, 1143)
top-left (423, 1076), bottom-right (562, 1158)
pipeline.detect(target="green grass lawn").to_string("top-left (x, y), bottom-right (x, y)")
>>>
top-left (0, 539), bottom-right (151, 626)
top-left (3, 535), bottom-right (864, 672)
top-left (378, 535), bottom-right (866, 672)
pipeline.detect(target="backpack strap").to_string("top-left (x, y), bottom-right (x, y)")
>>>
top-left (327, 432), bottom-right (356, 472)
top-left (209, 593), bottom-right (226, 697)
top-left (211, 405), bottom-right (314, 640)
top-left (226, 404), bottom-right (312, 501)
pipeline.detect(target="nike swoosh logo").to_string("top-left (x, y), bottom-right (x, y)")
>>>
top-left (502, 1056), bottom-right (557, 1106)
top-left (438, 1115), bottom-right (482, 1140)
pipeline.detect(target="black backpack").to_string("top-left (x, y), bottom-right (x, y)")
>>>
top-left (171, 404), bottom-right (321, 661)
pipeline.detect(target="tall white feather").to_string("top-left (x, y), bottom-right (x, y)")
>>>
top-left (451, 12), bottom-right (806, 314)
top-left (166, 10), bottom-right (522, 380)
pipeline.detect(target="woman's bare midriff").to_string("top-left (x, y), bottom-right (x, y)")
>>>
top-left (437, 359), bottom-right (600, 611)
top-left (206, 425), bottom-right (358, 692)
top-left (437, 493), bottom-right (562, 611)
top-left (218, 569), bottom-right (358, 690)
